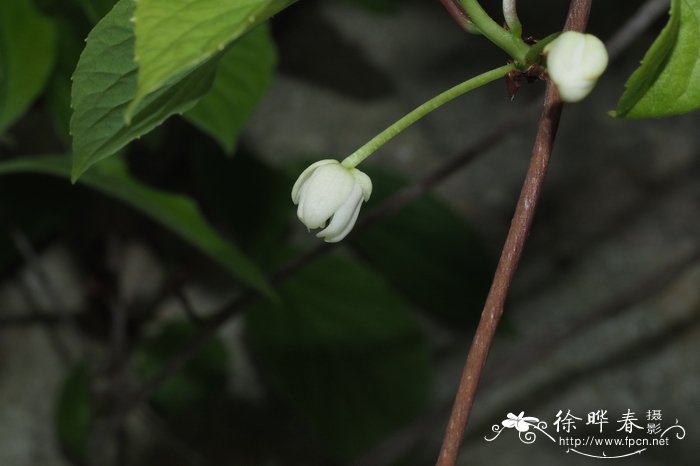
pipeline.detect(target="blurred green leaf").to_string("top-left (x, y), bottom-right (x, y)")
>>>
top-left (247, 254), bottom-right (431, 461)
top-left (0, 155), bottom-right (276, 299)
top-left (614, 0), bottom-right (700, 118)
top-left (133, 321), bottom-right (229, 411)
top-left (70, 0), bottom-right (218, 181)
top-left (131, 0), bottom-right (295, 114)
top-left (46, 18), bottom-right (86, 144)
top-left (185, 24), bottom-right (277, 154)
top-left (190, 145), bottom-right (291, 269)
top-left (350, 170), bottom-right (493, 327)
top-left (77, 0), bottom-right (117, 23)
top-left (55, 364), bottom-right (92, 462)
top-left (0, 0), bottom-right (56, 134)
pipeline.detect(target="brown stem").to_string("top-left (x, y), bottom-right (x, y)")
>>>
top-left (438, 0), bottom-right (477, 33)
top-left (434, 1), bottom-right (592, 465)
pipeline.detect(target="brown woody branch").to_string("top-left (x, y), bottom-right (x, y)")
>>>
top-left (434, 1), bottom-right (592, 465)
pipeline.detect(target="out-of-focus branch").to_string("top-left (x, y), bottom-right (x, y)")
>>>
top-left (0, 312), bottom-right (76, 327)
top-left (605, 0), bottom-right (669, 58)
top-left (9, 227), bottom-right (76, 365)
top-left (109, 301), bottom-right (129, 466)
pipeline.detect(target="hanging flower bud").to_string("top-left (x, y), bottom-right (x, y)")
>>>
top-left (545, 31), bottom-right (608, 103)
top-left (292, 159), bottom-right (372, 243)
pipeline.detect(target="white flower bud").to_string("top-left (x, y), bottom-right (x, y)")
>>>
top-left (545, 31), bottom-right (608, 103)
top-left (292, 159), bottom-right (372, 243)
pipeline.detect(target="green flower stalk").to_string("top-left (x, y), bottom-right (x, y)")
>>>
top-left (458, 0), bottom-right (529, 63)
top-left (342, 63), bottom-right (515, 169)
top-left (502, 0), bottom-right (523, 38)
top-left (292, 63), bottom-right (515, 242)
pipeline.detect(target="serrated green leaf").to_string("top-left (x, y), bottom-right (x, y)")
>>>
top-left (614, 0), bottom-right (700, 118)
top-left (185, 25), bottom-right (276, 154)
top-left (0, 0), bottom-right (56, 134)
top-left (70, 0), bottom-right (218, 181)
top-left (0, 155), bottom-right (276, 299)
top-left (131, 0), bottom-right (295, 116)
top-left (247, 254), bottom-right (431, 460)
top-left (55, 364), bottom-right (92, 462)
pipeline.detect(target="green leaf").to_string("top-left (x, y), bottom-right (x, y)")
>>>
top-left (350, 170), bottom-right (493, 327)
top-left (46, 18), bottom-right (87, 144)
top-left (190, 147), bottom-right (291, 268)
top-left (184, 24), bottom-right (277, 154)
top-left (55, 364), bottom-right (92, 462)
top-left (614, 0), bottom-right (700, 118)
top-left (70, 0), bottom-right (218, 181)
top-left (77, 0), bottom-right (118, 23)
top-left (0, 0), bottom-right (56, 134)
top-left (0, 155), bottom-right (275, 299)
top-left (133, 321), bottom-right (229, 411)
top-left (131, 0), bottom-right (295, 115)
top-left (247, 254), bottom-right (431, 460)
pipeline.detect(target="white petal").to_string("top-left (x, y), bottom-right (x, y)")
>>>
top-left (317, 202), bottom-right (361, 243)
top-left (298, 164), bottom-right (355, 229)
top-left (316, 184), bottom-right (363, 242)
top-left (291, 159), bottom-right (338, 203)
top-left (350, 168), bottom-right (373, 201)
top-left (296, 180), bottom-right (313, 229)
top-left (546, 31), bottom-right (608, 103)
top-left (580, 35), bottom-right (608, 79)
top-left (502, 420), bottom-right (517, 428)
top-left (560, 83), bottom-right (594, 103)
